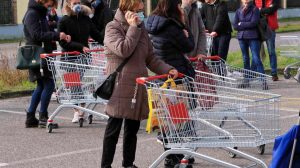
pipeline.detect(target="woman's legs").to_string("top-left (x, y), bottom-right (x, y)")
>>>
top-left (39, 78), bottom-right (55, 126)
top-left (122, 119), bottom-right (140, 167)
top-left (239, 40), bottom-right (251, 71)
top-left (28, 79), bottom-right (43, 113)
top-left (249, 40), bottom-right (265, 74)
top-left (101, 117), bottom-right (123, 168)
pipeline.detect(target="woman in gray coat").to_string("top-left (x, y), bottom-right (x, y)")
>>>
top-left (101, 0), bottom-right (178, 167)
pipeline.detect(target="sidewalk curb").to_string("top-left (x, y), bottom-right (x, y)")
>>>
top-left (0, 90), bottom-right (33, 99)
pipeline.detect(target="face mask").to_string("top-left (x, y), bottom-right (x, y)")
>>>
top-left (197, 1), bottom-right (202, 9)
top-left (47, 7), bottom-right (52, 12)
top-left (72, 4), bottom-right (81, 14)
top-left (91, 0), bottom-right (101, 9)
top-left (89, 14), bottom-right (94, 18)
top-left (137, 12), bottom-right (145, 22)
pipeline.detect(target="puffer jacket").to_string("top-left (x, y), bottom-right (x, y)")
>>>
top-left (233, 4), bottom-right (260, 40)
top-left (145, 15), bottom-right (195, 77)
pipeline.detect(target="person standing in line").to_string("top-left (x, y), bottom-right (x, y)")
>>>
top-left (24, 0), bottom-right (71, 128)
top-left (233, 0), bottom-right (267, 90)
top-left (100, 0), bottom-right (178, 167)
top-left (254, 0), bottom-right (280, 81)
top-left (200, 0), bottom-right (232, 61)
top-left (182, 0), bottom-right (207, 59)
top-left (58, 0), bottom-right (103, 123)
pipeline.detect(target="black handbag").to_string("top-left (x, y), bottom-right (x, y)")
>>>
top-left (95, 54), bottom-right (133, 100)
top-left (16, 44), bottom-right (44, 70)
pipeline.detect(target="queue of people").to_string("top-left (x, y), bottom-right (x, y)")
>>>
top-left (23, 0), bottom-right (280, 167)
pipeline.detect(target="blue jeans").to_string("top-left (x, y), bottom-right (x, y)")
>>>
top-left (28, 77), bottom-right (55, 114)
top-left (266, 30), bottom-right (278, 76)
top-left (212, 33), bottom-right (231, 61)
top-left (239, 39), bottom-right (265, 76)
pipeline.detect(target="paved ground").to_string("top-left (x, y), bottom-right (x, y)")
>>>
top-left (0, 78), bottom-right (299, 168)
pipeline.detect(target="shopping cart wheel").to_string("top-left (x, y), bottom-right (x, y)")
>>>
top-left (88, 115), bottom-right (93, 124)
top-left (284, 72), bottom-right (291, 79)
top-left (79, 118), bottom-right (84, 127)
top-left (257, 144), bottom-right (265, 155)
top-left (47, 124), bottom-right (53, 133)
top-left (228, 147), bottom-right (238, 158)
top-left (188, 157), bottom-right (195, 164)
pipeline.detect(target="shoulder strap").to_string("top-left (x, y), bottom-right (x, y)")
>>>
top-left (115, 54), bottom-right (134, 72)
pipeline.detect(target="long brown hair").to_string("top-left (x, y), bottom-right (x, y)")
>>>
top-left (152, 0), bottom-right (183, 23)
top-left (36, 0), bottom-right (58, 8)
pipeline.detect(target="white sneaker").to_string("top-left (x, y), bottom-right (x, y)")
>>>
top-left (72, 111), bottom-right (79, 123)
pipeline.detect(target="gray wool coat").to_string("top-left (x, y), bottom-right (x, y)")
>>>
top-left (104, 9), bottom-right (173, 121)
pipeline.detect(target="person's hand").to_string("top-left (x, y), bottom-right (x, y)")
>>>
top-left (65, 35), bottom-right (71, 43)
top-left (125, 11), bottom-right (138, 27)
top-left (210, 31), bottom-right (218, 37)
top-left (82, 47), bottom-right (89, 53)
top-left (183, 29), bottom-right (189, 38)
top-left (59, 32), bottom-right (67, 40)
top-left (168, 69), bottom-right (179, 79)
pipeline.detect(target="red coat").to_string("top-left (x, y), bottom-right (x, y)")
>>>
top-left (255, 0), bottom-right (279, 30)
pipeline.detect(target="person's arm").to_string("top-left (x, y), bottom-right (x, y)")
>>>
top-left (146, 38), bottom-right (174, 75)
top-left (238, 8), bottom-right (260, 30)
top-left (260, 0), bottom-right (280, 15)
top-left (233, 10), bottom-right (241, 31)
top-left (25, 11), bottom-right (59, 42)
top-left (57, 17), bottom-right (84, 51)
top-left (212, 3), bottom-right (229, 34)
top-left (104, 22), bottom-right (142, 58)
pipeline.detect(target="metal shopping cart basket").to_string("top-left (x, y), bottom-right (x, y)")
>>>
top-left (279, 35), bottom-right (300, 83)
top-left (137, 74), bottom-right (280, 168)
top-left (40, 50), bottom-right (108, 133)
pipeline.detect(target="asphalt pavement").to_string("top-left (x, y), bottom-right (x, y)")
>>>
top-left (0, 78), bottom-right (299, 168)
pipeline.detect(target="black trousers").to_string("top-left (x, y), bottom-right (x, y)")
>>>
top-left (101, 117), bottom-right (141, 168)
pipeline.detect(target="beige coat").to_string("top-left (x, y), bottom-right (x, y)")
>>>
top-left (104, 9), bottom-right (173, 121)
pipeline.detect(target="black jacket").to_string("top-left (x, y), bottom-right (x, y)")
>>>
top-left (58, 12), bottom-right (102, 52)
top-left (91, 3), bottom-right (114, 45)
top-left (23, 0), bottom-right (60, 81)
top-left (145, 15), bottom-right (195, 77)
top-left (201, 0), bottom-right (232, 35)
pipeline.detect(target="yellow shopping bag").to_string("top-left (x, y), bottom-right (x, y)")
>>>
top-left (145, 78), bottom-right (187, 133)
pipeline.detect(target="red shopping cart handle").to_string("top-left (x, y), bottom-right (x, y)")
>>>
top-left (136, 73), bottom-right (185, 85)
top-left (40, 51), bottom-right (81, 58)
top-left (85, 48), bottom-right (104, 52)
top-left (189, 55), bottom-right (221, 62)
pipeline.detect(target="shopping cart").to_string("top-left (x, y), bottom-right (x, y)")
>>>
top-left (40, 50), bottom-right (108, 133)
top-left (279, 35), bottom-right (300, 82)
top-left (136, 74), bottom-right (280, 168)
top-left (189, 56), bottom-right (276, 91)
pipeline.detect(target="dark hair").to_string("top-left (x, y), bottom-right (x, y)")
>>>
top-left (152, 0), bottom-right (182, 23)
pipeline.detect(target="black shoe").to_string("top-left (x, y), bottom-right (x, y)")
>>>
top-left (25, 112), bottom-right (39, 128)
top-left (164, 158), bottom-right (178, 168)
top-left (272, 75), bottom-right (279, 81)
top-left (165, 155), bottom-right (184, 168)
top-left (39, 112), bottom-right (48, 128)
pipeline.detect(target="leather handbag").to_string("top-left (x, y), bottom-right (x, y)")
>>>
top-left (16, 45), bottom-right (44, 70)
top-left (95, 54), bottom-right (133, 100)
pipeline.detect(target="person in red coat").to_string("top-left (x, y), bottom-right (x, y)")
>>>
top-left (254, 0), bottom-right (280, 81)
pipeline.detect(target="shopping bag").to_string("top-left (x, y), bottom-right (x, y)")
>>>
top-left (195, 60), bottom-right (218, 109)
top-left (160, 78), bottom-right (190, 125)
top-left (16, 45), bottom-right (44, 70)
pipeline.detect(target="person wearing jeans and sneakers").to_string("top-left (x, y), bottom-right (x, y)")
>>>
top-left (254, 0), bottom-right (280, 81)
top-left (24, 0), bottom-right (71, 128)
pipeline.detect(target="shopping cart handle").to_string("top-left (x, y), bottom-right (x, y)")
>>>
top-left (85, 48), bottom-right (105, 52)
top-left (189, 55), bottom-right (221, 62)
top-left (40, 51), bottom-right (81, 58)
top-left (136, 73), bottom-right (185, 85)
